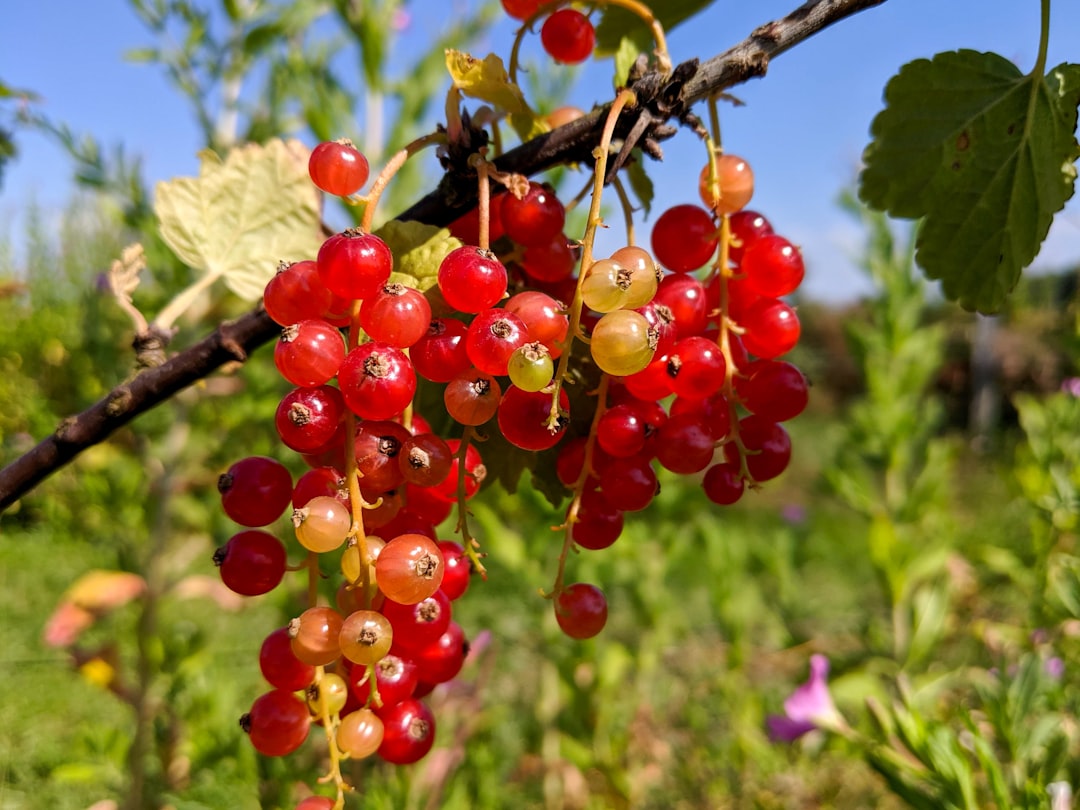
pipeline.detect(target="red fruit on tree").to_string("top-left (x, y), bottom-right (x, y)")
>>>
top-left (308, 139), bottom-right (370, 196)
top-left (554, 583), bottom-right (608, 639)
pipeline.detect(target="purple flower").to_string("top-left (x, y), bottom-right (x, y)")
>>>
top-left (1060, 377), bottom-right (1080, 397)
top-left (781, 503), bottom-right (808, 526)
top-left (1045, 656), bottom-right (1065, 681)
top-left (767, 654), bottom-right (842, 742)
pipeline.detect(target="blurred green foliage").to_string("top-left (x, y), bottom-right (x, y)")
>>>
top-left (3, 1), bottom-right (1080, 808)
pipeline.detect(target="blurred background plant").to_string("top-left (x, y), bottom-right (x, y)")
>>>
top-left (2, 1), bottom-right (1080, 809)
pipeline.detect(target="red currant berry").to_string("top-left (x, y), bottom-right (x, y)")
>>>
top-left (292, 466), bottom-right (348, 509)
top-left (541, 9), bottom-right (596, 65)
top-left (275, 386), bottom-right (346, 454)
top-left (241, 689), bottom-right (310, 756)
top-left (505, 291), bottom-right (569, 358)
top-left (599, 454), bottom-right (657, 512)
top-left (263, 260), bottom-right (333, 327)
top-left (376, 698), bottom-right (436, 764)
top-left (382, 589), bottom-right (452, 653)
top-left (349, 652), bottom-right (418, 709)
top-left (520, 235), bottom-right (577, 283)
top-left (214, 530), bottom-right (287, 596)
top-left (597, 404), bottom-right (647, 458)
top-left (274, 320), bottom-right (346, 387)
top-left (667, 336), bottom-right (726, 401)
top-left (411, 318), bottom-right (471, 383)
top-left (466, 308), bottom-right (530, 377)
top-left (438, 247), bottom-right (508, 313)
top-left (726, 415), bottom-right (791, 481)
top-left (654, 413), bottom-right (716, 475)
top-left (554, 583), bottom-right (607, 639)
top-left (376, 533), bottom-right (444, 605)
top-left (501, 0), bottom-right (542, 20)
top-left (360, 284), bottom-right (432, 348)
top-left (430, 440), bottom-right (486, 502)
top-left (437, 540), bottom-right (472, 600)
top-left (308, 139), bottom-right (369, 196)
top-left (445, 368), bottom-right (502, 425)
top-left (741, 234), bottom-right (805, 297)
top-left (698, 153), bottom-right (754, 215)
top-left (572, 494), bottom-right (623, 551)
top-left (338, 342), bottom-right (417, 420)
top-left (316, 229), bottom-right (393, 300)
top-left (728, 210), bottom-right (774, 265)
top-left (218, 456), bottom-right (293, 527)
top-left (654, 274), bottom-right (709, 340)
top-left (703, 462), bottom-right (745, 505)
top-left (651, 204), bottom-right (718, 273)
top-left (501, 182), bottom-right (566, 247)
top-left (738, 360), bottom-right (809, 422)
top-left (497, 386), bottom-right (569, 451)
top-left (398, 433), bottom-right (454, 488)
top-left (411, 621), bottom-right (466, 684)
top-left (739, 298), bottom-right (801, 359)
top-left (353, 419), bottom-right (412, 492)
top-left (259, 626), bottom-right (317, 691)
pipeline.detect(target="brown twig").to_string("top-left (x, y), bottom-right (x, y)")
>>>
top-left (0, 309), bottom-right (277, 511)
top-left (0, 0), bottom-right (887, 512)
top-left (399, 0), bottom-right (887, 226)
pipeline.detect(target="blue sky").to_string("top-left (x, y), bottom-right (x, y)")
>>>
top-left (2, 0), bottom-right (1078, 303)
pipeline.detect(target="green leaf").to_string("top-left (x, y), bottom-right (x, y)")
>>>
top-left (373, 220), bottom-right (462, 291)
top-left (124, 47), bottom-right (160, 63)
top-left (613, 36), bottom-right (641, 89)
top-left (859, 52), bottom-right (1080, 313)
top-left (154, 138), bottom-right (323, 301)
top-left (595, 0), bottom-right (712, 56)
top-left (242, 23), bottom-right (283, 56)
top-left (625, 151), bottom-right (654, 217)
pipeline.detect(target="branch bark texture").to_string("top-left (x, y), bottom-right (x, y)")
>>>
top-left (0, 0), bottom-right (887, 512)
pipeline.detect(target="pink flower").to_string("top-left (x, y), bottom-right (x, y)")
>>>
top-left (767, 654), bottom-right (842, 741)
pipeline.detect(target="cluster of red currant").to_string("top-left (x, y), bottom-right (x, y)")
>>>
top-left (215, 450), bottom-right (471, 774)
top-left (501, 0), bottom-right (597, 65)
top-left (213, 126), bottom-right (807, 803)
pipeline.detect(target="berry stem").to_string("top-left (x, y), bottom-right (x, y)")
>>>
top-left (313, 665), bottom-right (351, 801)
top-left (445, 86), bottom-right (464, 144)
top-left (359, 131), bottom-right (446, 233)
top-left (547, 374), bottom-right (611, 598)
top-left (361, 661), bottom-right (384, 709)
top-left (305, 551), bottom-right (321, 608)
top-left (700, 132), bottom-right (756, 486)
top-left (454, 425), bottom-right (488, 578)
top-left (343, 419), bottom-right (376, 609)
top-left (610, 174), bottom-right (638, 246)
top-left (545, 88), bottom-right (637, 431)
top-left (343, 299), bottom-right (376, 605)
top-left (474, 154), bottom-right (493, 252)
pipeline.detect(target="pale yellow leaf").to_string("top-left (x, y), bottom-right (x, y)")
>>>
top-left (446, 49), bottom-right (531, 115)
top-left (154, 138), bottom-right (323, 301)
top-left (66, 570), bottom-right (147, 611)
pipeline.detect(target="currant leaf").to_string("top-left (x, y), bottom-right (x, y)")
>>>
top-left (859, 52), bottom-right (1080, 313)
top-left (155, 138), bottom-right (323, 301)
top-left (374, 220), bottom-right (462, 292)
top-left (594, 0), bottom-right (712, 58)
top-left (613, 35), bottom-right (640, 88)
top-left (626, 151), bottom-right (654, 216)
top-left (445, 50), bottom-right (547, 141)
